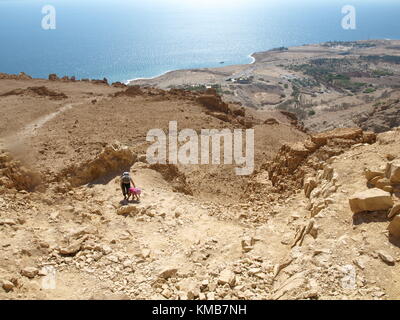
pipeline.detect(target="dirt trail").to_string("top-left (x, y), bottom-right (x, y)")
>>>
top-left (2, 101), bottom-right (88, 147)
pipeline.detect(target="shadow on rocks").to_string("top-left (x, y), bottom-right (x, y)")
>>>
top-left (353, 210), bottom-right (389, 225)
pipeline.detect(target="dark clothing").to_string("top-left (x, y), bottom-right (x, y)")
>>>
top-left (121, 183), bottom-right (131, 197)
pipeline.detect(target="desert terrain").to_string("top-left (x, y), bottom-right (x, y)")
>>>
top-left (1, 40), bottom-right (400, 300)
top-left (132, 39), bottom-right (400, 133)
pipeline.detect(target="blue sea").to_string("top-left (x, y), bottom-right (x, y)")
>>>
top-left (1, 0), bottom-right (400, 83)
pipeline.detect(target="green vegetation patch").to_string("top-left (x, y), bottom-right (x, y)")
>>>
top-left (322, 41), bottom-right (377, 48)
top-left (361, 55), bottom-right (400, 64)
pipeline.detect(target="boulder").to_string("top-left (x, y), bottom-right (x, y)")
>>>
top-left (364, 168), bottom-right (384, 181)
top-left (207, 292), bottom-right (216, 300)
top-left (62, 142), bottom-right (137, 187)
top-left (1, 280), bottom-right (14, 292)
top-left (388, 203), bottom-right (400, 219)
top-left (0, 219), bottom-right (16, 226)
top-left (349, 188), bottom-right (393, 214)
top-left (388, 216), bottom-right (400, 239)
top-left (241, 236), bottom-right (257, 253)
top-left (141, 249), bottom-right (151, 259)
top-left (311, 128), bottom-right (363, 146)
top-left (48, 73), bottom-right (58, 81)
top-left (218, 269), bottom-right (236, 287)
top-left (386, 160), bottom-right (400, 184)
top-left (117, 205), bottom-right (140, 216)
top-left (373, 177), bottom-right (393, 193)
top-left (176, 279), bottom-right (200, 300)
top-left (272, 272), bottom-right (308, 300)
top-left (377, 251), bottom-right (395, 266)
top-left (21, 267), bottom-right (38, 279)
top-left (59, 241), bottom-right (82, 256)
top-left (159, 268), bottom-right (178, 280)
top-left (304, 176), bottom-right (317, 198)
top-left (362, 131), bottom-right (377, 144)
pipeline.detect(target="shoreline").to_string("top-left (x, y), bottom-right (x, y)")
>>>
top-left (126, 53), bottom-right (257, 85)
top-left (123, 38), bottom-right (400, 109)
top-left (125, 38), bottom-right (400, 86)
top-left (124, 70), bottom-right (174, 85)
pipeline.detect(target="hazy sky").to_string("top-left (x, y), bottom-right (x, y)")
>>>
top-left (1, 0), bottom-right (397, 6)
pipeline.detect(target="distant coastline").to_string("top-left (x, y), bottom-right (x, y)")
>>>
top-left (124, 70), bottom-right (174, 85)
top-left (126, 53), bottom-right (256, 85)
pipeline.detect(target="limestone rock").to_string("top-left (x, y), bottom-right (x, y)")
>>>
top-left (364, 169), bottom-right (384, 182)
top-left (370, 177), bottom-right (392, 192)
top-left (273, 272), bottom-right (308, 300)
top-left (48, 73), bottom-right (59, 81)
top-left (388, 216), bottom-right (400, 239)
top-left (177, 279), bottom-right (200, 300)
top-left (206, 292), bottom-right (215, 300)
top-left (386, 160), bottom-right (400, 184)
top-left (102, 245), bottom-right (112, 255)
top-left (2, 280), bottom-right (14, 292)
top-left (241, 236), bottom-right (258, 252)
top-left (218, 269), bottom-right (236, 287)
top-left (304, 176), bottom-right (317, 198)
top-left (0, 150), bottom-right (42, 191)
top-left (141, 249), bottom-right (151, 259)
top-left (377, 251), bottom-right (395, 266)
top-left (388, 203), bottom-right (400, 219)
top-left (0, 219), bottom-right (16, 226)
top-left (59, 241), bottom-right (82, 256)
top-left (161, 289), bottom-right (172, 299)
top-left (349, 188), bottom-right (393, 214)
top-left (311, 128), bottom-right (363, 146)
top-left (117, 205), bottom-right (140, 216)
top-left (62, 142), bottom-right (137, 187)
top-left (21, 267), bottom-right (39, 279)
top-left (159, 268), bottom-right (178, 280)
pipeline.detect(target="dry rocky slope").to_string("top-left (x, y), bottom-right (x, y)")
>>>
top-left (1, 72), bottom-right (400, 300)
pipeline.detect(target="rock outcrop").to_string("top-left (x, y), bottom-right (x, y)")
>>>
top-left (149, 164), bottom-right (193, 195)
top-left (386, 160), bottom-right (400, 184)
top-left (0, 72), bottom-right (32, 80)
top-left (0, 86), bottom-right (67, 100)
top-left (114, 85), bottom-right (143, 97)
top-left (0, 149), bottom-right (42, 192)
top-left (357, 99), bottom-right (400, 133)
top-left (266, 128), bottom-right (376, 193)
top-left (362, 160), bottom-right (400, 194)
top-left (388, 203), bottom-right (400, 219)
top-left (59, 142), bottom-right (137, 187)
top-left (196, 94), bottom-right (231, 114)
top-left (388, 216), bottom-right (400, 239)
top-left (349, 188), bottom-right (393, 214)
top-left (304, 166), bottom-right (338, 217)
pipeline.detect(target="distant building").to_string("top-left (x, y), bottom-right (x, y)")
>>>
top-left (236, 78), bottom-right (251, 84)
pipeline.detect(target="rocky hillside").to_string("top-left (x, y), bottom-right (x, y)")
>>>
top-left (1, 74), bottom-right (400, 300)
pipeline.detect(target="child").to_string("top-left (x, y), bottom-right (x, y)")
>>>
top-left (128, 187), bottom-right (141, 202)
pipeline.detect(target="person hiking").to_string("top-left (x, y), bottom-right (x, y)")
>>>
top-left (120, 172), bottom-right (136, 200)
